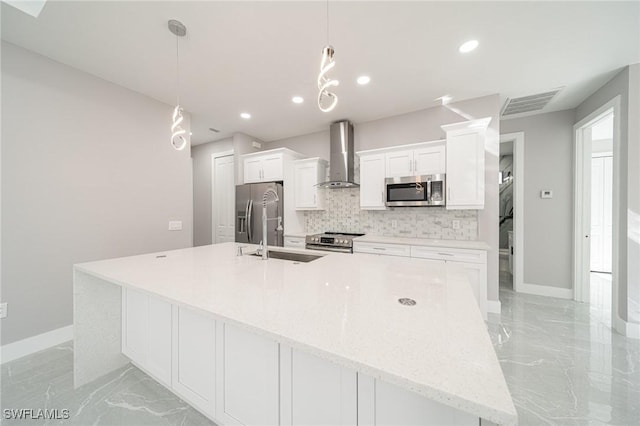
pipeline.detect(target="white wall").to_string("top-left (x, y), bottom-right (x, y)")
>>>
top-left (267, 95), bottom-right (502, 302)
top-left (501, 110), bottom-right (576, 289)
top-left (1, 42), bottom-right (193, 345)
top-left (576, 64), bottom-right (639, 324)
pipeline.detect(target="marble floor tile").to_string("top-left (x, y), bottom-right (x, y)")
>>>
top-left (489, 272), bottom-right (639, 425)
top-left (1, 342), bottom-right (215, 425)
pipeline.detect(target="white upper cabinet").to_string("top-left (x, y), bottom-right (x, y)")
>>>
top-left (243, 153), bottom-right (283, 183)
top-left (385, 149), bottom-right (414, 177)
top-left (441, 118), bottom-right (491, 210)
top-left (358, 153), bottom-right (386, 210)
top-left (385, 144), bottom-right (446, 177)
top-left (242, 148), bottom-right (306, 184)
top-left (294, 158), bottom-right (328, 210)
top-left (414, 145), bottom-right (446, 175)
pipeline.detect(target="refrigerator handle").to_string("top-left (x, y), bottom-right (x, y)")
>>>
top-left (247, 199), bottom-right (253, 243)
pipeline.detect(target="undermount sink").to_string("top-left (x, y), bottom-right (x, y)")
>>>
top-left (251, 250), bottom-right (324, 263)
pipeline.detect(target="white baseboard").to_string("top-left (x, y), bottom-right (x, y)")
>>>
top-left (487, 300), bottom-right (501, 314)
top-left (1, 325), bottom-right (74, 364)
top-left (518, 282), bottom-right (573, 299)
top-left (614, 316), bottom-right (640, 339)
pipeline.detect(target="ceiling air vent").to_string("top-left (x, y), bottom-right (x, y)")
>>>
top-left (501, 88), bottom-right (563, 117)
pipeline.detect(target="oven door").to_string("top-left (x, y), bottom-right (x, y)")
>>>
top-left (385, 176), bottom-right (430, 207)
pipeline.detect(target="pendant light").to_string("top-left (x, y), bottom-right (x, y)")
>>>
top-left (168, 19), bottom-right (187, 151)
top-left (317, 0), bottom-right (339, 113)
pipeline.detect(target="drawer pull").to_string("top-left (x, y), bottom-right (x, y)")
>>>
top-left (373, 247), bottom-right (387, 251)
top-left (437, 252), bottom-right (454, 256)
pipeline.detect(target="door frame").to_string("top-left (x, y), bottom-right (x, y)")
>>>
top-left (211, 150), bottom-right (235, 244)
top-left (499, 132), bottom-right (524, 292)
top-left (573, 96), bottom-right (620, 326)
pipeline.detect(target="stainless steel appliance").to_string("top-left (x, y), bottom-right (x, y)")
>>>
top-left (385, 174), bottom-right (446, 207)
top-left (235, 182), bottom-right (284, 246)
top-left (316, 120), bottom-right (359, 188)
top-left (305, 232), bottom-right (365, 253)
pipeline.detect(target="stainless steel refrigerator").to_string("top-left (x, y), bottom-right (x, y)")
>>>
top-left (235, 182), bottom-right (284, 246)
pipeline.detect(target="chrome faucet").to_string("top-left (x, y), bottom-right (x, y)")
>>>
top-left (261, 188), bottom-right (280, 260)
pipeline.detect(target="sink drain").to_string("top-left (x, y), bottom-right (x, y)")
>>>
top-left (398, 298), bottom-right (416, 306)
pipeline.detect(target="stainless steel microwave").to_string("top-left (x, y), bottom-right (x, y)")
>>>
top-left (385, 174), bottom-right (446, 207)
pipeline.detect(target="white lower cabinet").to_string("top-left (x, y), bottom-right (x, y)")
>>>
top-left (218, 324), bottom-right (279, 426)
top-left (172, 306), bottom-right (217, 419)
top-left (122, 292), bottom-right (480, 425)
top-left (284, 236), bottom-right (306, 249)
top-left (287, 349), bottom-right (357, 425)
top-left (122, 288), bottom-right (172, 387)
top-left (358, 375), bottom-right (477, 426)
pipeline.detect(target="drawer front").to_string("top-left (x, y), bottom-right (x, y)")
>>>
top-left (284, 237), bottom-right (305, 248)
top-left (353, 242), bottom-right (411, 257)
top-left (410, 246), bottom-right (485, 264)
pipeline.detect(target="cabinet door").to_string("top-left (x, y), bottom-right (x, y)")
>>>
top-left (122, 288), bottom-right (148, 365)
top-left (294, 162), bottom-right (318, 209)
top-left (244, 158), bottom-right (263, 183)
top-left (262, 154), bottom-right (284, 181)
top-left (446, 131), bottom-right (485, 209)
top-left (291, 349), bottom-right (357, 425)
top-left (284, 236), bottom-right (306, 248)
top-left (385, 150), bottom-right (414, 177)
top-left (414, 145), bottom-right (446, 175)
top-left (122, 289), bottom-right (172, 387)
top-left (172, 306), bottom-right (216, 419)
top-left (373, 380), bottom-right (477, 426)
top-left (146, 297), bottom-right (172, 386)
top-left (360, 154), bottom-right (386, 209)
top-left (448, 260), bottom-right (487, 320)
top-left (220, 324), bottom-right (279, 426)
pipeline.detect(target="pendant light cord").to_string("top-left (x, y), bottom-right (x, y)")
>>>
top-left (326, 0), bottom-right (329, 45)
top-left (175, 34), bottom-right (180, 106)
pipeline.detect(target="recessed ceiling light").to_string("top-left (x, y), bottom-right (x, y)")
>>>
top-left (459, 40), bottom-right (479, 53)
top-left (292, 96), bottom-right (304, 104)
top-left (357, 75), bottom-right (371, 85)
top-left (240, 112), bottom-right (251, 119)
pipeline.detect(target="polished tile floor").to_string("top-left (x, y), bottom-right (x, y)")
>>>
top-left (487, 272), bottom-right (639, 425)
top-left (1, 274), bottom-right (638, 425)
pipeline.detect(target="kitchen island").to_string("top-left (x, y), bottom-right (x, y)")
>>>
top-left (73, 242), bottom-right (516, 425)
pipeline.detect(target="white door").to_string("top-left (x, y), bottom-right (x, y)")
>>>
top-left (360, 154), bottom-right (387, 209)
top-left (385, 150), bottom-right (413, 177)
top-left (590, 155), bottom-right (612, 272)
top-left (213, 155), bottom-right (235, 244)
top-left (414, 145), bottom-right (446, 175)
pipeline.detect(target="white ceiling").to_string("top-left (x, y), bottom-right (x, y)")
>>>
top-left (2, 1), bottom-right (638, 145)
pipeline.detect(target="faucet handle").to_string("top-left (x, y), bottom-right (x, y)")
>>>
top-left (257, 240), bottom-right (263, 255)
top-left (236, 245), bottom-right (244, 256)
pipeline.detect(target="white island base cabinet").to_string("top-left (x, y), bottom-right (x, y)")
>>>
top-left (120, 288), bottom-right (481, 426)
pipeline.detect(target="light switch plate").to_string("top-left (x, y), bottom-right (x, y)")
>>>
top-left (452, 220), bottom-right (461, 230)
top-left (168, 220), bottom-right (183, 231)
top-left (0, 302), bottom-right (7, 319)
top-left (540, 190), bottom-right (553, 199)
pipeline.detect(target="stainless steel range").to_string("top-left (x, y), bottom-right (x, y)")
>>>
top-left (305, 232), bottom-right (365, 253)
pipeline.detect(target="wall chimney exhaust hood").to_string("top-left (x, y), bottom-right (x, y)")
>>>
top-left (317, 120), bottom-right (359, 188)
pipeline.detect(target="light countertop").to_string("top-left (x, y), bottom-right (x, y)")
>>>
top-left (354, 235), bottom-right (491, 250)
top-left (74, 243), bottom-right (515, 424)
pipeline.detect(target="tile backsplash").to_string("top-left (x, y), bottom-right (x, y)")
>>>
top-left (303, 188), bottom-right (478, 240)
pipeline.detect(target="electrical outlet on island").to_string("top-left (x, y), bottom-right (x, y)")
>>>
top-left (452, 220), bottom-right (461, 230)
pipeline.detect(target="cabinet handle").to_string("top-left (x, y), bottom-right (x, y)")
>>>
top-left (373, 247), bottom-right (386, 251)
top-left (409, 158), bottom-right (412, 172)
top-left (414, 159), bottom-right (417, 171)
top-left (437, 252), bottom-right (454, 256)
top-left (314, 194), bottom-right (316, 204)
